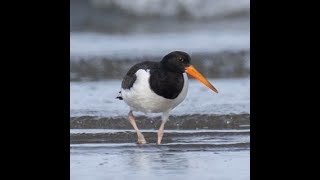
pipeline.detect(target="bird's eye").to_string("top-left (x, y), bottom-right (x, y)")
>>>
top-left (178, 58), bottom-right (183, 62)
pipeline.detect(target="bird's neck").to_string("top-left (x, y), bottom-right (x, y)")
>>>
top-left (160, 63), bottom-right (184, 74)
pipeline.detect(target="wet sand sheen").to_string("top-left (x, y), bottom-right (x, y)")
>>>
top-left (70, 128), bottom-right (250, 179)
top-left (70, 129), bottom-right (250, 145)
top-left (71, 144), bottom-right (249, 180)
top-left (70, 78), bottom-right (250, 179)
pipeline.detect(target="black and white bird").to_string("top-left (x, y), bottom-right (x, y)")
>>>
top-left (117, 51), bottom-right (218, 144)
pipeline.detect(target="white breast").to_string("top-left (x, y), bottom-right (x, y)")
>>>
top-left (121, 69), bottom-right (188, 113)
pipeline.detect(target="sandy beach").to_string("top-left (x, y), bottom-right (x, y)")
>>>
top-left (70, 0), bottom-right (250, 179)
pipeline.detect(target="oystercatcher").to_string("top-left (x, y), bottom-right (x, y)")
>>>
top-left (117, 51), bottom-right (218, 144)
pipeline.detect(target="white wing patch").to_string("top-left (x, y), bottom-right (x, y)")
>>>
top-left (121, 69), bottom-right (188, 113)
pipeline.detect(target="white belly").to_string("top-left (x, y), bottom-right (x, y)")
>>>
top-left (121, 69), bottom-right (188, 113)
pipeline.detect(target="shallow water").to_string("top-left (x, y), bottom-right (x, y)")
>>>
top-left (70, 129), bottom-right (250, 180)
top-left (70, 1), bottom-right (250, 178)
top-left (70, 31), bottom-right (249, 59)
top-left (70, 78), bottom-right (250, 180)
top-left (70, 78), bottom-right (250, 117)
top-left (70, 79), bottom-right (250, 177)
top-left (71, 145), bottom-right (249, 180)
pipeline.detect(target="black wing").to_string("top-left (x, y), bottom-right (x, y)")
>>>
top-left (121, 61), bottom-right (159, 89)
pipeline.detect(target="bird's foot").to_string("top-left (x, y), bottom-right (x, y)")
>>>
top-left (137, 133), bottom-right (147, 144)
top-left (157, 130), bottom-right (164, 145)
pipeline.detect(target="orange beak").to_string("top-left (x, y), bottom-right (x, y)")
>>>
top-left (185, 65), bottom-right (218, 93)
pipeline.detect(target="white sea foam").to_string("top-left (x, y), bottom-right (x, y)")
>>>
top-left (91, 0), bottom-right (250, 19)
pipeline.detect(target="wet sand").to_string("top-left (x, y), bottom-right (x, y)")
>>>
top-left (71, 129), bottom-right (250, 180)
top-left (70, 1), bottom-right (250, 178)
top-left (71, 145), bottom-right (249, 180)
top-left (70, 78), bottom-right (250, 179)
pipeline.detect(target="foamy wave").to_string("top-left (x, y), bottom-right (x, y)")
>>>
top-left (91, 0), bottom-right (250, 19)
top-left (70, 31), bottom-right (250, 59)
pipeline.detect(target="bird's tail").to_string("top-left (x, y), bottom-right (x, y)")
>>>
top-left (116, 91), bottom-right (123, 100)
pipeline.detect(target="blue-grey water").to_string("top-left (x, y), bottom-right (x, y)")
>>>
top-left (70, 0), bottom-right (250, 179)
top-left (71, 143), bottom-right (249, 180)
top-left (70, 78), bottom-right (250, 180)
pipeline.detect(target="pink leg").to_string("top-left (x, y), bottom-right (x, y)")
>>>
top-left (157, 121), bottom-right (166, 144)
top-left (157, 111), bottom-right (170, 144)
top-left (128, 111), bottom-right (146, 144)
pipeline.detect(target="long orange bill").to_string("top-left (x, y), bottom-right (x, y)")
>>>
top-left (185, 65), bottom-right (218, 93)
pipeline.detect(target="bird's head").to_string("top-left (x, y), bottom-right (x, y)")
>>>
top-left (161, 51), bottom-right (218, 93)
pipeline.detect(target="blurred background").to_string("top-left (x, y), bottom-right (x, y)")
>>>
top-left (70, 0), bottom-right (250, 81)
top-left (70, 1), bottom-right (250, 179)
